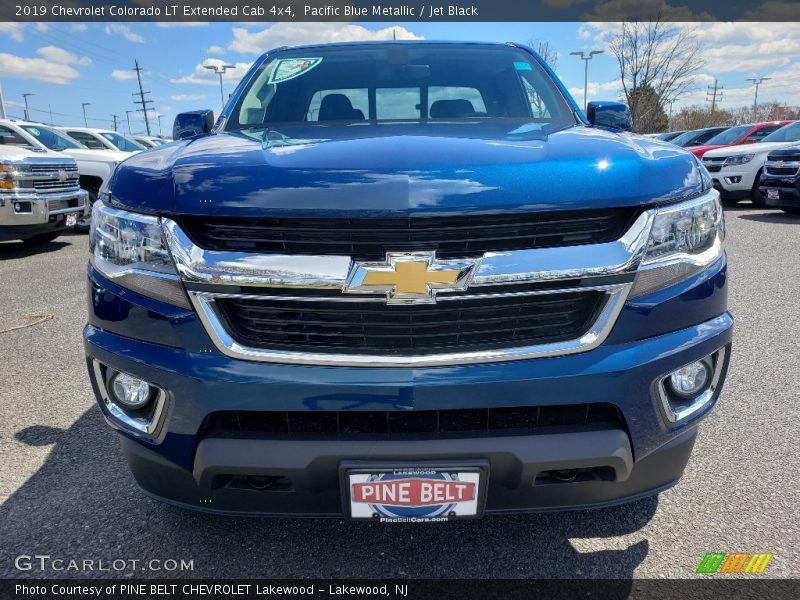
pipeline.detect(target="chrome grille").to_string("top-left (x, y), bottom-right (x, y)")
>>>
top-left (28, 163), bottom-right (78, 174)
top-left (34, 179), bottom-right (80, 192)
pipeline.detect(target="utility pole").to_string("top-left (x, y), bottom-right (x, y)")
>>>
top-left (203, 63), bottom-right (236, 110)
top-left (747, 77), bottom-right (770, 121)
top-left (706, 80), bottom-right (723, 113)
top-left (112, 114), bottom-right (119, 132)
top-left (665, 98), bottom-right (677, 131)
top-left (125, 110), bottom-right (133, 134)
top-left (22, 93), bottom-right (34, 120)
top-left (48, 104), bottom-right (54, 125)
top-left (570, 50), bottom-right (604, 112)
top-left (81, 102), bottom-right (91, 127)
top-left (133, 59), bottom-right (153, 136)
top-left (0, 81), bottom-right (7, 119)
top-left (157, 114), bottom-right (163, 137)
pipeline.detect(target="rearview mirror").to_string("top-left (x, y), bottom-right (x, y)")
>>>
top-left (173, 109), bottom-right (215, 140)
top-left (587, 101), bottom-right (633, 131)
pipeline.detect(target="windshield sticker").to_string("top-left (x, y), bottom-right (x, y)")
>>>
top-left (514, 61), bottom-right (532, 71)
top-left (268, 58), bottom-right (323, 84)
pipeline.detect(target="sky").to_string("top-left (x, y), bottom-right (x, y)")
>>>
top-left (0, 21), bottom-right (798, 135)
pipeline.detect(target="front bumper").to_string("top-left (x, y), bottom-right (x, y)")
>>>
top-left (708, 168), bottom-right (755, 198)
top-left (84, 253), bottom-right (732, 515)
top-left (0, 189), bottom-right (88, 240)
top-left (759, 175), bottom-right (800, 208)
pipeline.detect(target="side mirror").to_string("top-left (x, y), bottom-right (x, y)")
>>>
top-left (587, 101), bottom-right (633, 131)
top-left (173, 109), bottom-right (215, 140)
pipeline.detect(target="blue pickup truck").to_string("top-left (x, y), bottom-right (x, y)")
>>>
top-left (85, 42), bottom-right (731, 520)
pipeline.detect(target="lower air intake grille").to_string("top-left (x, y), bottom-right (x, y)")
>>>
top-left (201, 404), bottom-right (624, 440)
top-left (215, 290), bottom-right (605, 356)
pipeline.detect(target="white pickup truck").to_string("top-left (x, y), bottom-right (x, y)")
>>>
top-left (0, 144), bottom-right (88, 243)
top-left (0, 120), bottom-right (127, 219)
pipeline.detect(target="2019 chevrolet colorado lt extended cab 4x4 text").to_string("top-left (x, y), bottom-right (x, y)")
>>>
top-left (84, 42), bottom-right (731, 520)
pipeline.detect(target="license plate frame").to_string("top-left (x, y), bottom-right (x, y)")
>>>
top-left (766, 188), bottom-right (780, 201)
top-left (341, 460), bottom-right (489, 522)
top-left (65, 213), bottom-right (78, 227)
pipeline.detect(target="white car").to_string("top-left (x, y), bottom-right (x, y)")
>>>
top-left (57, 126), bottom-right (146, 154)
top-left (1, 120), bottom-right (127, 219)
top-left (131, 135), bottom-right (168, 148)
top-left (702, 121), bottom-right (800, 207)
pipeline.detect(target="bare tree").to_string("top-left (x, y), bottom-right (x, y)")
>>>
top-left (609, 20), bottom-right (705, 131)
top-left (529, 39), bottom-right (558, 71)
top-left (670, 105), bottom-right (733, 131)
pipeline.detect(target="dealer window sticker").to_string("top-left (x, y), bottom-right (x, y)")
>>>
top-left (268, 58), bottom-right (323, 84)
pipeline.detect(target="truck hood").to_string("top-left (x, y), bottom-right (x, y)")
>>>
top-left (109, 122), bottom-right (707, 218)
top-left (61, 148), bottom-right (128, 164)
top-left (0, 145), bottom-right (65, 161)
top-left (703, 140), bottom-right (798, 158)
top-left (689, 144), bottom-right (726, 157)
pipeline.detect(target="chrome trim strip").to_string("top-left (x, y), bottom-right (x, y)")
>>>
top-left (187, 283), bottom-right (632, 367)
top-left (163, 208), bottom-right (655, 290)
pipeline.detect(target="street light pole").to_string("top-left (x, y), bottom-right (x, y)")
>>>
top-left (81, 102), bottom-right (91, 127)
top-left (157, 114), bottom-right (163, 137)
top-left (22, 93), bottom-right (34, 120)
top-left (747, 77), bottom-right (771, 121)
top-left (203, 64), bottom-right (236, 110)
top-left (570, 50), bottom-right (603, 112)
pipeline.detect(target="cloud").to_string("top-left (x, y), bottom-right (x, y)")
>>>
top-left (568, 79), bottom-right (622, 102)
top-left (205, 45), bottom-right (226, 54)
top-left (171, 94), bottom-right (207, 102)
top-left (0, 46), bottom-right (91, 84)
top-left (37, 46), bottom-right (92, 66)
top-left (226, 23), bottom-right (424, 55)
top-left (34, 23), bottom-right (50, 33)
top-left (111, 69), bottom-right (137, 81)
top-left (104, 24), bottom-right (144, 43)
top-left (0, 23), bottom-right (23, 42)
top-left (170, 58), bottom-right (253, 85)
top-left (70, 24), bottom-right (88, 33)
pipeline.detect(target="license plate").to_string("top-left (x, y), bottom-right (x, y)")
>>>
top-left (65, 214), bottom-right (77, 226)
top-left (345, 466), bottom-right (484, 521)
top-left (766, 189), bottom-right (780, 200)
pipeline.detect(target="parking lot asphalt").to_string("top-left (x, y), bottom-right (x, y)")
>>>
top-left (0, 204), bottom-right (798, 581)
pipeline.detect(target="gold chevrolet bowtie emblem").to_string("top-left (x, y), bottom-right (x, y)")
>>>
top-left (343, 251), bottom-right (480, 304)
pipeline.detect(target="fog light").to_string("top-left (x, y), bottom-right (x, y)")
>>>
top-left (667, 360), bottom-right (710, 399)
top-left (110, 372), bottom-right (152, 409)
top-left (657, 348), bottom-right (728, 423)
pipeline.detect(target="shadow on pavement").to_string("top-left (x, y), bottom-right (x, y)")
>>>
top-left (0, 239), bottom-right (71, 259)
top-left (2, 407), bottom-right (656, 582)
top-left (738, 211), bottom-right (800, 224)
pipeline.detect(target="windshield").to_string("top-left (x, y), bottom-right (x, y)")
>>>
top-left (20, 125), bottom-right (82, 151)
top-left (668, 130), bottom-right (701, 146)
top-left (99, 132), bottom-right (145, 152)
top-left (705, 125), bottom-right (750, 146)
top-left (226, 44), bottom-right (576, 133)
top-left (762, 122), bottom-right (800, 143)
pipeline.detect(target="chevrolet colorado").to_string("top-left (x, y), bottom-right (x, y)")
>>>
top-left (84, 42), bottom-right (731, 520)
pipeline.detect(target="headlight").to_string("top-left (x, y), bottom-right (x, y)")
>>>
top-left (631, 190), bottom-right (725, 297)
top-left (90, 200), bottom-right (190, 308)
top-left (723, 154), bottom-right (754, 166)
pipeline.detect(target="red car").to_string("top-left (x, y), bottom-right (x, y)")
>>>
top-left (689, 120), bottom-right (794, 158)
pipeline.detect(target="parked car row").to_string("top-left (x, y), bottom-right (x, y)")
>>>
top-left (653, 121), bottom-right (800, 212)
top-left (0, 119), bottom-right (169, 242)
